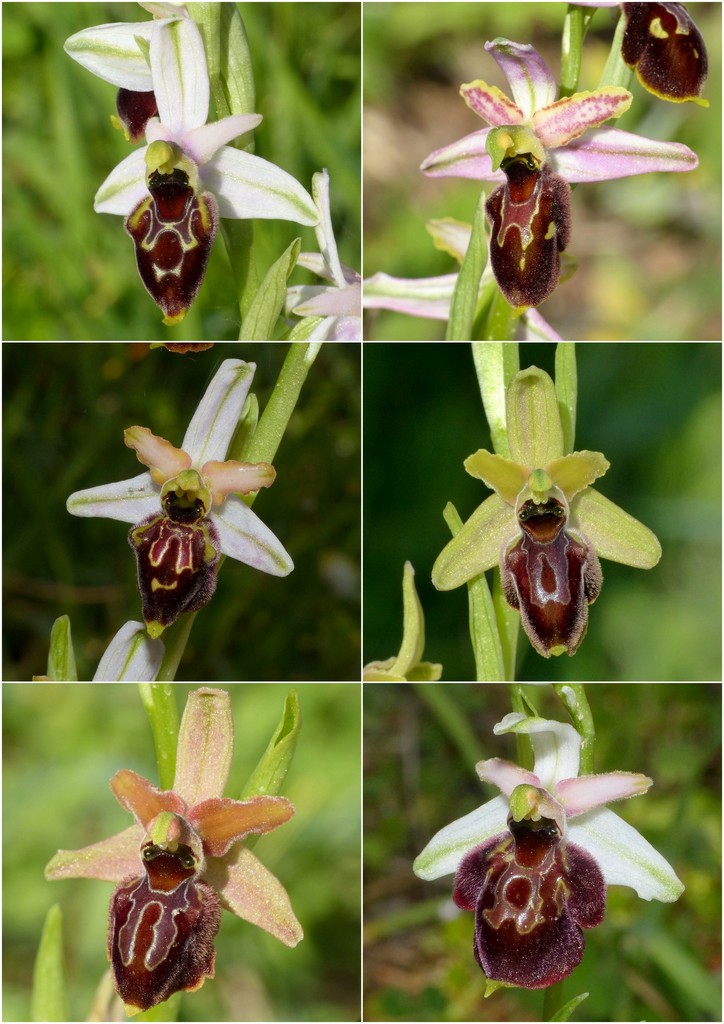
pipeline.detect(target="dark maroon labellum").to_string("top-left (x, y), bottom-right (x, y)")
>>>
top-left (485, 158), bottom-right (571, 309)
top-left (109, 842), bottom-right (221, 1012)
top-left (125, 167), bottom-right (219, 326)
top-left (501, 497), bottom-right (602, 657)
top-left (621, 3), bottom-right (708, 103)
top-left (115, 89), bottom-right (159, 143)
top-left (128, 512), bottom-right (221, 634)
top-left (453, 817), bottom-right (605, 989)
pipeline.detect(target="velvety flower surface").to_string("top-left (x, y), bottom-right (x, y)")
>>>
top-left (46, 688), bottom-right (302, 1014)
top-left (422, 38), bottom-right (698, 308)
top-left (432, 366), bottom-right (661, 657)
top-left (414, 712), bottom-right (684, 989)
top-left (67, 359), bottom-right (293, 638)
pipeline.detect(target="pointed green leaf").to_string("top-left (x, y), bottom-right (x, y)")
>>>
top-left (240, 689), bottom-right (302, 800)
top-left (46, 616), bottom-right (77, 682)
top-left (31, 904), bottom-right (68, 1023)
top-left (432, 494), bottom-right (513, 591)
top-left (507, 367), bottom-right (564, 467)
top-left (389, 562), bottom-right (427, 676)
top-left (549, 991), bottom-right (589, 1021)
top-left (239, 239), bottom-right (301, 340)
top-left (446, 192), bottom-right (488, 341)
top-left (573, 488), bottom-right (662, 567)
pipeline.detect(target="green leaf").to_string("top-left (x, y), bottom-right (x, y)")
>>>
top-left (239, 239), bottom-right (301, 340)
top-left (443, 503), bottom-right (504, 681)
top-left (240, 689), bottom-right (302, 799)
top-left (555, 342), bottom-right (577, 454)
top-left (31, 904), bottom-right (68, 1023)
top-left (446, 192), bottom-right (488, 341)
top-left (472, 341), bottom-right (520, 457)
top-left (137, 685), bottom-right (180, 790)
top-left (597, 10), bottom-right (634, 90)
top-left (549, 991), bottom-right (589, 1022)
top-left (46, 615), bottom-right (77, 682)
top-left (287, 315), bottom-right (326, 340)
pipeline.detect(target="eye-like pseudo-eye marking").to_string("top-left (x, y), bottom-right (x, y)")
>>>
top-left (485, 157), bottom-right (571, 309)
top-left (109, 842), bottom-right (221, 1014)
top-left (621, 2), bottom-right (708, 105)
top-left (453, 816), bottom-right (605, 989)
top-left (125, 166), bottom-right (219, 326)
top-left (501, 497), bottom-right (602, 657)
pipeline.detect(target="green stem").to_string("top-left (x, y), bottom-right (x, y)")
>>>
top-left (553, 684), bottom-right (595, 773)
top-left (242, 343), bottom-right (321, 465)
top-left (154, 344), bottom-right (319, 680)
top-left (507, 685), bottom-right (534, 770)
top-left (137, 684), bottom-right (180, 788)
top-left (560, 6), bottom-right (592, 98)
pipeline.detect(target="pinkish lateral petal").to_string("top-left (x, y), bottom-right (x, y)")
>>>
top-left (550, 127), bottom-right (698, 181)
top-left (485, 39), bottom-right (557, 119)
top-left (174, 688), bottom-right (233, 806)
top-left (110, 769), bottom-right (186, 826)
top-left (190, 796), bottom-right (295, 857)
top-left (124, 426), bottom-right (191, 485)
top-left (202, 459), bottom-right (276, 504)
top-left (476, 757), bottom-right (541, 796)
top-left (557, 772), bottom-right (653, 815)
top-left (206, 845), bottom-right (303, 947)
top-left (45, 824), bottom-right (144, 883)
top-left (460, 81), bottom-right (524, 127)
top-left (533, 88), bottom-right (632, 149)
top-left (421, 129), bottom-right (504, 181)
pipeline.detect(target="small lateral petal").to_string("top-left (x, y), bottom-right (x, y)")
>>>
top-left (533, 88), bottom-right (632, 149)
top-left (190, 796), bottom-right (295, 857)
top-left (202, 459), bottom-right (276, 503)
top-left (110, 769), bottom-right (185, 827)
top-left (460, 80), bottom-right (524, 127)
top-left (464, 450), bottom-right (529, 505)
top-left (124, 426), bottom-right (191, 484)
top-left (546, 451), bottom-right (610, 500)
top-left (174, 688), bottom-right (234, 807)
top-left (557, 772), bottom-right (652, 816)
top-left (206, 846), bottom-right (303, 947)
top-left (475, 757), bottom-right (541, 796)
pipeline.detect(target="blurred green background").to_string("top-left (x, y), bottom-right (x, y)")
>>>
top-left (364, 683), bottom-right (721, 1022)
top-left (363, 2), bottom-right (721, 340)
top-left (2, 2), bottom-right (361, 341)
top-left (3, 342), bottom-right (360, 681)
top-left (363, 342), bottom-right (721, 681)
top-left (3, 682), bottom-right (361, 1021)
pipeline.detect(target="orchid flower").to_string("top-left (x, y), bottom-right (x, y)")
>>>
top-left (577, 2), bottom-right (708, 104)
top-left (67, 359), bottom-right (293, 639)
top-left (287, 169), bottom-right (361, 340)
top-left (93, 621), bottom-right (165, 682)
top-left (363, 218), bottom-right (563, 340)
top-left (414, 712), bottom-right (684, 990)
top-left (46, 687), bottom-right (302, 1014)
top-left (432, 366), bottom-right (661, 657)
top-left (65, 16), bottom-right (318, 324)
top-left (422, 38), bottom-right (698, 308)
